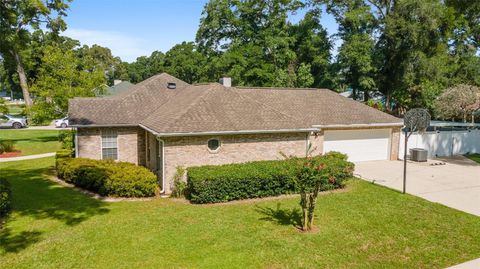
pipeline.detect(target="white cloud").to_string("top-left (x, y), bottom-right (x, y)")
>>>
top-left (64, 28), bottom-right (152, 62)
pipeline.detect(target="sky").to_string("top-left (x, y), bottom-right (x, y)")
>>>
top-left (63, 0), bottom-right (339, 63)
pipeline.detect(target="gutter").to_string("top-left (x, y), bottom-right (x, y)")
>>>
top-left (140, 127), bottom-right (320, 137)
top-left (312, 122), bottom-right (404, 129)
top-left (70, 124), bottom-right (138, 128)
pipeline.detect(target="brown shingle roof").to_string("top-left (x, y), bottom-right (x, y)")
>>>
top-left (69, 73), bottom-right (402, 133)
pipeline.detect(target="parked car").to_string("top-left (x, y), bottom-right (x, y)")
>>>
top-left (55, 117), bottom-right (69, 128)
top-left (0, 114), bottom-right (28, 129)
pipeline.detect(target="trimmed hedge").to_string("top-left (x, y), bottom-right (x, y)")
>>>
top-left (0, 178), bottom-right (11, 218)
top-left (187, 153), bottom-right (353, 204)
top-left (56, 154), bottom-right (158, 197)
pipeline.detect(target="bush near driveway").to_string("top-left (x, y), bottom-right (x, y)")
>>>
top-left (0, 178), bottom-right (11, 217)
top-left (187, 153), bottom-right (353, 204)
top-left (56, 152), bottom-right (158, 197)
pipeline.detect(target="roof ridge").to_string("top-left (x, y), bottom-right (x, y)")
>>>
top-left (117, 72), bottom-right (189, 98)
top-left (234, 86), bottom-right (322, 91)
top-left (234, 90), bottom-right (304, 123)
top-left (141, 84), bottom-right (217, 131)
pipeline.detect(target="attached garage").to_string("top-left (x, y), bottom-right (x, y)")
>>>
top-left (323, 129), bottom-right (392, 162)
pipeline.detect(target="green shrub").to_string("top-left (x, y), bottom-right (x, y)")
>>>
top-left (29, 102), bottom-right (58, 125)
top-left (171, 166), bottom-right (186, 198)
top-left (57, 158), bottom-right (158, 197)
top-left (187, 153), bottom-right (354, 204)
top-left (55, 149), bottom-right (73, 179)
top-left (0, 140), bottom-right (15, 154)
top-left (187, 158), bottom-right (301, 203)
top-left (0, 178), bottom-right (11, 218)
top-left (58, 130), bottom-right (75, 150)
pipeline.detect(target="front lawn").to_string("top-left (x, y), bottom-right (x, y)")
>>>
top-left (1, 158), bottom-right (479, 268)
top-left (466, 154), bottom-right (480, 164)
top-left (0, 130), bottom-right (61, 156)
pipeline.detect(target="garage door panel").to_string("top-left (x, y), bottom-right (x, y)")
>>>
top-left (323, 129), bottom-right (391, 162)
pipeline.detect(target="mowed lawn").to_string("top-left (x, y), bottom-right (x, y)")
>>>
top-left (0, 129), bottom-right (61, 156)
top-left (1, 158), bottom-right (480, 268)
top-left (466, 154), bottom-right (480, 164)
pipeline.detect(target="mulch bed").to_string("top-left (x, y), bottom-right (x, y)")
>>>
top-left (0, 150), bottom-right (22, 158)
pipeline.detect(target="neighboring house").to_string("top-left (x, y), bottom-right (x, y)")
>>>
top-left (339, 89), bottom-right (385, 102)
top-left (101, 80), bottom-right (135, 96)
top-left (69, 73), bottom-right (402, 194)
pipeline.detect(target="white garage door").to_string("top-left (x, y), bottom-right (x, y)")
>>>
top-left (323, 129), bottom-right (391, 162)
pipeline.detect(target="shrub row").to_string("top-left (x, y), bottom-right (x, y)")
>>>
top-left (56, 152), bottom-right (158, 197)
top-left (187, 152), bottom-right (353, 204)
top-left (0, 178), bottom-right (11, 218)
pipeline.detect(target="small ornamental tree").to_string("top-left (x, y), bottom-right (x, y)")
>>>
top-left (296, 156), bottom-right (325, 231)
top-left (295, 151), bottom-right (354, 231)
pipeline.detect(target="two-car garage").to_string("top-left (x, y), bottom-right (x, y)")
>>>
top-left (322, 128), bottom-right (393, 162)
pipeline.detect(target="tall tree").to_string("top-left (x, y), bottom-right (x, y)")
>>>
top-left (29, 45), bottom-right (106, 123)
top-left (196, 0), bottom-right (305, 87)
top-left (76, 44), bottom-right (124, 85)
top-left (127, 51), bottom-right (166, 83)
top-left (320, 0), bottom-right (477, 114)
top-left (163, 42), bottom-right (207, 84)
top-left (289, 8), bottom-right (334, 88)
top-left (325, 0), bottom-right (376, 100)
top-left (0, 0), bottom-right (71, 108)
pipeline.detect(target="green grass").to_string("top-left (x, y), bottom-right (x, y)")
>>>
top-left (0, 130), bottom-right (61, 156)
top-left (1, 158), bottom-right (480, 268)
top-left (466, 154), bottom-right (480, 164)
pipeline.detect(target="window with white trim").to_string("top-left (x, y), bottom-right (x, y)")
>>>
top-left (101, 130), bottom-right (118, 160)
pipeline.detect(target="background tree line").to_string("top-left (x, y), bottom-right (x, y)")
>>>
top-left (1, 0), bottom-right (479, 124)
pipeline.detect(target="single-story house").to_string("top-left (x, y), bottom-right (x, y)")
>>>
top-left (69, 73), bottom-right (402, 194)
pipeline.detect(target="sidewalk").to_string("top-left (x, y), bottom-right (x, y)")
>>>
top-left (447, 258), bottom-right (480, 269)
top-left (0, 152), bottom-right (56, 162)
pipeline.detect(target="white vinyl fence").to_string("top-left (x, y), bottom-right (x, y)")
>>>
top-left (399, 129), bottom-right (480, 158)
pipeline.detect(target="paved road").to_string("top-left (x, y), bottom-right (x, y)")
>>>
top-left (0, 152), bottom-right (56, 162)
top-left (355, 156), bottom-right (480, 216)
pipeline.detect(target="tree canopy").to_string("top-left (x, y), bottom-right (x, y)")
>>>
top-left (1, 0), bottom-right (479, 123)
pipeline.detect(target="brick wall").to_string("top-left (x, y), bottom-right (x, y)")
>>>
top-left (76, 127), bottom-right (145, 165)
top-left (390, 127), bottom-right (401, 160)
top-left (161, 132), bottom-right (310, 193)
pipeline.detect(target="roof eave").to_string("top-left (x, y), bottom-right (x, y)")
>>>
top-left (70, 124), bottom-right (139, 128)
top-left (312, 122), bottom-right (404, 129)
top-left (139, 124), bottom-right (320, 137)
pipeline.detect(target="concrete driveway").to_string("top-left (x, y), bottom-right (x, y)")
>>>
top-left (354, 156), bottom-right (480, 216)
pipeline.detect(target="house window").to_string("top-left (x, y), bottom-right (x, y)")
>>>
top-left (207, 139), bottom-right (220, 152)
top-left (102, 130), bottom-right (118, 160)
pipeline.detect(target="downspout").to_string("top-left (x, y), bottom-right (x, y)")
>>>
top-left (157, 137), bottom-right (166, 195)
top-left (305, 132), bottom-right (310, 157)
top-left (74, 127), bottom-right (78, 158)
